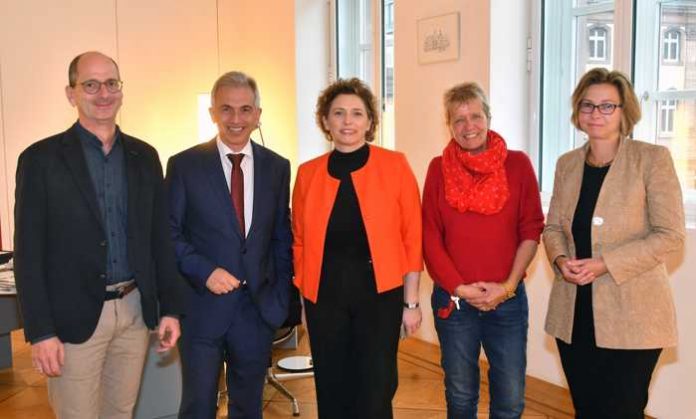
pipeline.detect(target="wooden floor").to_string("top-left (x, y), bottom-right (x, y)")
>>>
top-left (0, 329), bottom-right (576, 418)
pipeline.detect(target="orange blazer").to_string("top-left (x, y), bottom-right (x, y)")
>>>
top-left (292, 145), bottom-right (423, 303)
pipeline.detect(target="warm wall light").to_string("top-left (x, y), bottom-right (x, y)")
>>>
top-left (197, 93), bottom-right (217, 143)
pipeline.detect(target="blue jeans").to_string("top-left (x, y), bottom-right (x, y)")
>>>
top-left (432, 284), bottom-right (528, 419)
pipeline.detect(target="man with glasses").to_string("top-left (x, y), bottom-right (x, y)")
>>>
top-left (13, 51), bottom-right (185, 418)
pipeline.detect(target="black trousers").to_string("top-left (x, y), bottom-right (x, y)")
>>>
top-left (557, 285), bottom-right (662, 419)
top-left (304, 262), bottom-right (403, 419)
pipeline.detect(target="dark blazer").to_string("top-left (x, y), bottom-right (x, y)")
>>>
top-left (165, 139), bottom-right (293, 332)
top-left (13, 123), bottom-right (186, 344)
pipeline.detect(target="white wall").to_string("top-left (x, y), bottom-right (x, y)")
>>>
top-left (0, 0), bottom-right (298, 248)
top-left (489, 0), bottom-right (530, 153)
top-left (295, 0), bottom-right (331, 163)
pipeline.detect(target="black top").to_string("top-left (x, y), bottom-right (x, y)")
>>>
top-left (324, 144), bottom-right (371, 262)
top-left (77, 122), bottom-right (133, 284)
top-left (317, 144), bottom-right (376, 301)
top-left (571, 162), bottom-right (610, 344)
top-left (572, 163), bottom-right (610, 258)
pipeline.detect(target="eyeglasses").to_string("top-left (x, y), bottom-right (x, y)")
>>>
top-left (579, 101), bottom-right (622, 115)
top-left (78, 79), bottom-right (123, 94)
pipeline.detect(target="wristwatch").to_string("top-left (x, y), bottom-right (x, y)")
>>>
top-left (403, 302), bottom-right (420, 309)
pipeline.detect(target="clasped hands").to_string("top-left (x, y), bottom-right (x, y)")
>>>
top-left (454, 282), bottom-right (510, 312)
top-left (555, 256), bottom-right (607, 286)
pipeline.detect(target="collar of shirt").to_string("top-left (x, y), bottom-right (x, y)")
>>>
top-left (216, 136), bottom-right (254, 171)
top-left (75, 121), bottom-right (122, 155)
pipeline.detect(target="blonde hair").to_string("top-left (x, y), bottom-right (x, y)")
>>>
top-left (443, 82), bottom-right (491, 124)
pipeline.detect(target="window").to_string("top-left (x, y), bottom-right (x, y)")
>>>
top-left (662, 29), bottom-right (680, 63)
top-left (659, 99), bottom-right (677, 135)
top-left (333, 0), bottom-right (395, 148)
top-left (384, 0), bottom-right (394, 34)
top-left (539, 0), bottom-right (622, 193)
top-left (382, 0), bottom-right (395, 149)
top-left (539, 0), bottom-right (696, 223)
top-left (577, 0), bottom-right (613, 5)
top-left (659, 89), bottom-right (677, 136)
top-left (634, 2), bottom-right (696, 215)
top-left (335, 0), bottom-right (374, 84)
top-left (588, 25), bottom-right (608, 60)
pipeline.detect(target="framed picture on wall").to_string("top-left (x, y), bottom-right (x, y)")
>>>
top-left (417, 12), bottom-right (460, 65)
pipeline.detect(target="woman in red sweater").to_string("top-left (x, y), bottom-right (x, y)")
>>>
top-left (422, 82), bottom-right (544, 419)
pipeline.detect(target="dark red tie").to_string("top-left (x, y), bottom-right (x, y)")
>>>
top-left (227, 153), bottom-right (245, 235)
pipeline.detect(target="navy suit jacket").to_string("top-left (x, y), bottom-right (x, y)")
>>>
top-left (165, 139), bottom-right (293, 334)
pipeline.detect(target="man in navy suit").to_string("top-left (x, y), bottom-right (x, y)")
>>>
top-left (166, 71), bottom-right (293, 418)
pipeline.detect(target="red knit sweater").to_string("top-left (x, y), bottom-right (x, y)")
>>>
top-left (422, 150), bottom-right (544, 295)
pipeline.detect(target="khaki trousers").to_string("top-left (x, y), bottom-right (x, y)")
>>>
top-left (48, 288), bottom-right (150, 419)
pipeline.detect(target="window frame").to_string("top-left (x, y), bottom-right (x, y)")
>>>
top-left (536, 0), bottom-right (632, 195)
top-left (634, 0), bottom-right (696, 225)
top-left (588, 24), bottom-right (610, 61)
top-left (662, 27), bottom-right (681, 64)
top-left (536, 0), bottom-right (696, 225)
top-left (659, 87), bottom-right (678, 136)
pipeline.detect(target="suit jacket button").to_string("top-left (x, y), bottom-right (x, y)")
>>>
top-left (241, 248), bottom-right (247, 255)
top-left (99, 273), bottom-right (106, 279)
top-left (100, 240), bottom-right (107, 247)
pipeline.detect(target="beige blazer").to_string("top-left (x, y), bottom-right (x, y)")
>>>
top-left (544, 137), bottom-right (685, 349)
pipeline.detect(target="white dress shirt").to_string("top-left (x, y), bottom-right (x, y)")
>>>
top-left (216, 137), bottom-right (254, 237)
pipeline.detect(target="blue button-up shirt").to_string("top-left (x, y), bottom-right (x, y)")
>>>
top-left (77, 122), bottom-right (133, 285)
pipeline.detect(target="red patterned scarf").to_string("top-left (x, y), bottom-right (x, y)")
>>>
top-left (441, 130), bottom-right (510, 215)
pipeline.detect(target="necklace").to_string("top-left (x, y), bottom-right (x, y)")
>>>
top-left (586, 153), bottom-right (613, 168)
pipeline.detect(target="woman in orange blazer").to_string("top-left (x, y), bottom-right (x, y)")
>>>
top-left (292, 78), bottom-right (423, 419)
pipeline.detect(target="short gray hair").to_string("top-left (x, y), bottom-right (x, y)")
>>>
top-left (211, 71), bottom-right (261, 108)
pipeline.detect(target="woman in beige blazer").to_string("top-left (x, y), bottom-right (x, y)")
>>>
top-left (544, 68), bottom-right (685, 419)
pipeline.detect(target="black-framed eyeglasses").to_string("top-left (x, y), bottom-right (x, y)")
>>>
top-left (78, 79), bottom-right (123, 94)
top-left (579, 101), bottom-right (622, 115)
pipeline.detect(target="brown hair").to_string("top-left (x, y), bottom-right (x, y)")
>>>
top-left (443, 82), bottom-right (491, 125)
top-left (315, 78), bottom-right (379, 142)
top-left (571, 68), bottom-right (641, 137)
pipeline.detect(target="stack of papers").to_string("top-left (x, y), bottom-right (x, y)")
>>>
top-left (0, 265), bottom-right (15, 295)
